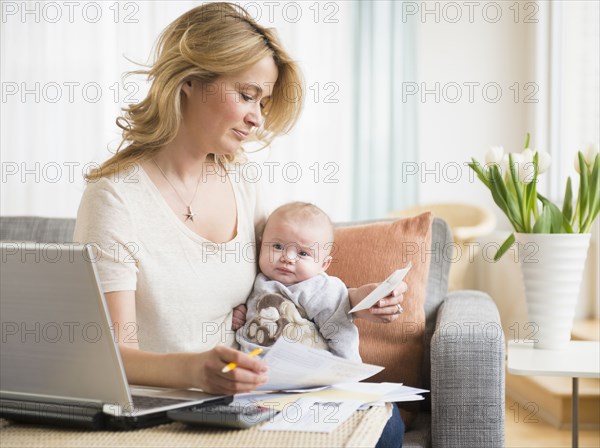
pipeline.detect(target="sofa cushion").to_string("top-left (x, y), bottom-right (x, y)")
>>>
top-left (327, 212), bottom-right (433, 426)
top-left (0, 217), bottom-right (76, 243)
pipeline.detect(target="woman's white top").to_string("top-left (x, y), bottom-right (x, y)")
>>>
top-left (73, 163), bottom-right (266, 354)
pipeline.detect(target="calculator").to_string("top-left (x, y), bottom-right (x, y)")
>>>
top-left (167, 403), bottom-right (278, 429)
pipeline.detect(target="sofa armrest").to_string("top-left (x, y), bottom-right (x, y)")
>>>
top-left (430, 291), bottom-right (505, 448)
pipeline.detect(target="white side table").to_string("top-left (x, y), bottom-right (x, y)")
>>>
top-left (507, 341), bottom-right (600, 448)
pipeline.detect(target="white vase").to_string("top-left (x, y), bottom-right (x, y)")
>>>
top-left (515, 233), bottom-right (591, 350)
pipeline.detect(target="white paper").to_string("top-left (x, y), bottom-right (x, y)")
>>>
top-left (358, 395), bottom-right (425, 410)
top-left (279, 386), bottom-right (329, 393)
top-left (333, 382), bottom-right (401, 395)
top-left (384, 393), bottom-right (425, 402)
top-left (260, 396), bottom-right (363, 433)
top-left (349, 263), bottom-right (412, 313)
top-left (380, 384), bottom-right (430, 397)
top-left (257, 338), bottom-right (384, 391)
top-left (362, 384), bottom-right (429, 408)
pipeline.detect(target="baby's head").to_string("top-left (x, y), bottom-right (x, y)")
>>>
top-left (259, 202), bottom-right (334, 286)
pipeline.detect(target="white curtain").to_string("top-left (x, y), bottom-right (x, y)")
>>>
top-left (1, 1), bottom-right (356, 221)
top-left (351, 1), bottom-right (417, 220)
top-left (536, 0), bottom-right (600, 200)
top-left (544, 0), bottom-right (599, 318)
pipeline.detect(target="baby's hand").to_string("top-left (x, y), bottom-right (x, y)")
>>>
top-left (232, 304), bottom-right (247, 330)
top-left (349, 281), bottom-right (407, 323)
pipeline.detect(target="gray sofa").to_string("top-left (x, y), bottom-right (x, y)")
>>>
top-left (0, 216), bottom-right (505, 447)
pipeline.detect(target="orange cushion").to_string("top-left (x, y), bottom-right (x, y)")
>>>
top-left (327, 212), bottom-right (433, 425)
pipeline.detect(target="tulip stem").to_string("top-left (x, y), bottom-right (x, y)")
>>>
top-left (572, 197), bottom-right (580, 232)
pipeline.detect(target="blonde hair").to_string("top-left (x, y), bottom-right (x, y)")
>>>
top-left (86, 2), bottom-right (304, 181)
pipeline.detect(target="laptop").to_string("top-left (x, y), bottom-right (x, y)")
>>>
top-left (0, 242), bottom-right (231, 430)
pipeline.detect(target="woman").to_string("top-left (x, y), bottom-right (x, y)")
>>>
top-left (74, 3), bottom-right (405, 445)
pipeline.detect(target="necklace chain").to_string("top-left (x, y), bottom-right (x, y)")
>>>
top-left (153, 159), bottom-right (202, 222)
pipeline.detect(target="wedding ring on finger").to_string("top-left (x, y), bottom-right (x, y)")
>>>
top-left (396, 304), bottom-right (404, 314)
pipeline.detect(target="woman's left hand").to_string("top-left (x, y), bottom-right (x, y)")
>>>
top-left (348, 281), bottom-right (408, 323)
top-left (231, 304), bottom-right (247, 330)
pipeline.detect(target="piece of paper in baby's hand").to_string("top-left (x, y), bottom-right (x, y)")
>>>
top-left (349, 262), bottom-right (412, 313)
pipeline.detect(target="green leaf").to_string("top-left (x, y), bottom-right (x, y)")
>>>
top-left (524, 133), bottom-right (530, 149)
top-left (489, 165), bottom-right (521, 231)
top-left (572, 198), bottom-right (580, 230)
top-left (468, 159), bottom-right (490, 189)
top-left (493, 165), bottom-right (523, 231)
top-left (578, 152), bottom-right (589, 230)
top-left (587, 154), bottom-right (599, 218)
top-left (527, 181), bottom-right (537, 220)
top-left (585, 200), bottom-right (600, 233)
top-left (488, 167), bottom-right (509, 213)
top-left (469, 157), bottom-right (526, 234)
top-left (509, 153), bottom-right (526, 231)
top-left (562, 215), bottom-right (574, 233)
top-left (549, 202), bottom-right (564, 232)
top-left (469, 158), bottom-right (523, 233)
top-left (533, 204), bottom-right (552, 233)
top-left (525, 152), bottom-right (539, 231)
top-left (537, 195), bottom-right (564, 233)
top-left (489, 165), bottom-right (508, 200)
top-left (581, 153), bottom-right (600, 232)
top-left (562, 177), bottom-right (573, 223)
top-left (494, 233), bottom-right (516, 262)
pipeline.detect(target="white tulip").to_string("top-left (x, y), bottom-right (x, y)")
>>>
top-left (574, 143), bottom-right (599, 174)
top-left (485, 146), bottom-right (504, 165)
top-left (521, 148), bottom-right (534, 163)
top-left (520, 149), bottom-right (536, 183)
top-left (521, 164), bottom-right (535, 185)
top-left (500, 154), bottom-right (510, 178)
top-left (509, 153), bottom-right (534, 184)
top-left (536, 150), bottom-right (552, 174)
top-left (583, 143), bottom-right (599, 166)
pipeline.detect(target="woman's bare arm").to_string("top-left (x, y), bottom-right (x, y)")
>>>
top-left (104, 291), bottom-right (268, 394)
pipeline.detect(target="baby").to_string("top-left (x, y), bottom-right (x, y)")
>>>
top-left (236, 202), bottom-right (361, 362)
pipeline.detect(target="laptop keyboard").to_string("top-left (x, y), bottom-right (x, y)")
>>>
top-left (131, 395), bottom-right (190, 411)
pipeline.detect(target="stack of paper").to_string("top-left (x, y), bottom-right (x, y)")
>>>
top-left (232, 383), bottom-right (429, 433)
top-left (232, 339), bottom-right (429, 432)
top-left (257, 338), bottom-right (384, 391)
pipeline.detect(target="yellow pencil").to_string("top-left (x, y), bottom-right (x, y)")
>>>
top-left (221, 348), bottom-right (263, 373)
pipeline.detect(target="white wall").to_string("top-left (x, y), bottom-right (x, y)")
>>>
top-left (414, 3), bottom-right (535, 330)
top-left (415, 2), bottom-right (536, 228)
top-left (414, 1), bottom-right (599, 321)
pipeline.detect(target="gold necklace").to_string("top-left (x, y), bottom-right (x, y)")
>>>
top-left (153, 159), bottom-right (202, 222)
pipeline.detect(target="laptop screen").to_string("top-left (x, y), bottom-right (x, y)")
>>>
top-left (1, 243), bottom-right (131, 409)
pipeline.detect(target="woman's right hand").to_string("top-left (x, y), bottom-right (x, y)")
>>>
top-left (189, 345), bottom-right (268, 394)
top-left (105, 291), bottom-right (267, 394)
